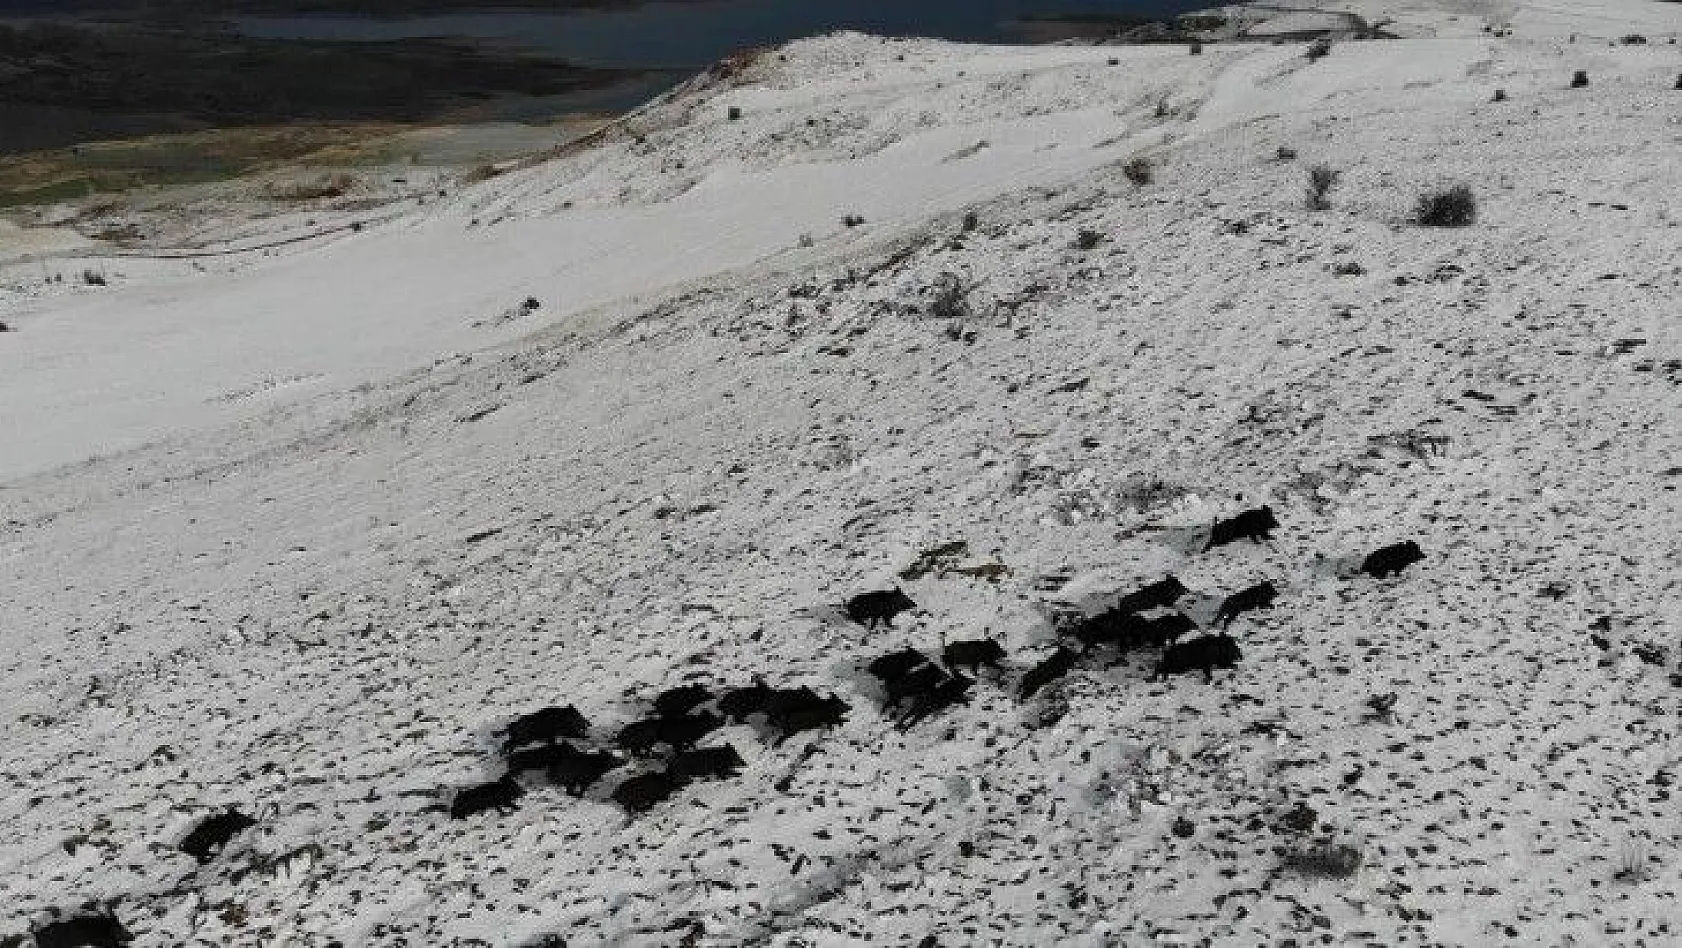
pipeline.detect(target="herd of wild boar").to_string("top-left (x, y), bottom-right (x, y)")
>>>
top-left (29, 507), bottom-right (1425, 947)
top-left (436, 504), bottom-right (1424, 821)
top-left (450, 677), bottom-right (851, 818)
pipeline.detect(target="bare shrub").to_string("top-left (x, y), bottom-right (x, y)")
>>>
top-left (1614, 840), bottom-right (1652, 883)
top-left (1280, 841), bottom-right (1363, 879)
top-left (81, 269), bottom-right (107, 286)
top-left (927, 272), bottom-right (977, 323)
top-left (1413, 183), bottom-right (1477, 227)
top-left (1115, 473), bottom-right (1190, 513)
top-left (1122, 156), bottom-right (1154, 186)
top-left (1305, 164), bottom-right (1340, 211)
top-left (1305, 38), bottom-right (1332, 61)
top-left (1275, 146), bottom-right (1298, 161)
top-left (267, 172), bottom-right (357, 202)
top-left (1368, 429), bottom-right (1450, 459)
top-left (1362, 691), bottom-right (1398, 723)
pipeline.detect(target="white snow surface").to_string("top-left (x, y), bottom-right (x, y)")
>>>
top-left (3, 1), bottom-right (1682, 944)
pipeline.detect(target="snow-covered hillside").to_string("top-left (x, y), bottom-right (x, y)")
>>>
top-left (3, 1), bottom-right (1682, 945)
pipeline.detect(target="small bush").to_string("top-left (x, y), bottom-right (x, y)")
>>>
top-left (1074, 228), bottom-right (1105, 250)
top-left (1305, 164), bottom-right (1340, 211)
top-left (1621, 34), bottom-right (1647, 45)
top-left (927, 273), bottom-right (976, 323)
top-left (1674, 73), bottom-right (1682, 90)
top-left (1276, 146), bottom-right (1298, 161)
top-left (1492, 88), bottom-right (1507, 102)
top-left (268, 172), bottom-right (357, 202)
top-left (1123, 156), bottom-right (1154, 186)
top-left (1281, 802), bottom-right (1318, 833)
top-left (727, 106), bottom-right (743, 121)
top-left (1332, 259), bottom-right (1365, 276)
top-left (1413, 184), bottom-right (1478, 227)
top-left (1571, 70), bottom-right (1589, 88)
top-left (842, 214), bottom-right (866, 228)
top-left (961, 211), bottom-right (980, 233)
top-left (1614, 841), bottom-right (1652, 883)
top-left (1281, 841), bottom-right (1363, 879)
top-left (81, 270), bottom-right (107, 286)
top-left (1189, 41), bottom-right (1203, 55)
top-left (1305, 38), bottom-right (1332, 61)
top-left (0, 320), bottom-right (11, 332)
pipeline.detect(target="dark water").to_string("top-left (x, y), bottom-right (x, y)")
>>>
top-left (0, 0), bottom-right (1215, 129)
top-left (234, 0), bottom-right (1213, 70)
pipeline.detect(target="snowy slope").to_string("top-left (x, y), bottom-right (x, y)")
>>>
top-left (3, 1), bottom-right (1682, 946)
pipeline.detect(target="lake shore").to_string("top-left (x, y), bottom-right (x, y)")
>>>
top-left (0, 3), bottom-right (1228, 211)
top-left (0, 18), bottom-right (649, 157)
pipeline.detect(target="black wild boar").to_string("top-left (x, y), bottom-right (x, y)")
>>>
top-left (450, 775), bottom-right (524, 819)
top-left (33, 915), bottom-right (133, 948)
top-left (766, 689), bottom-right (849, 742)
top-left (668, 744), bottom-right (746, 782)
top-left (1019, 647), bottom-right (1079, 699)
top-left (1115, 574), bottom-right (1189, 614)
top-left (1143, 613), bottom-right (1197, 646)
top-left (661, 710), bottom-right (723, 750)
top-left (617, 711), bottom-right (723, 755)
top-left (1360, 541), bottom-right (1424, 579)
top-left (896, 674), bottom-right (973, 729)
top-left (502, 705), bottom-right (590, 751)
top-left (545, 748), bottom-right (624, 796)
top-left (1203, 506), bottom-right (1279, 551)
top-left (652, 683), bottom-right (714, 718)
top-left (883, 662), bottom-right (949, 708)
top-left (1214, 582), bottom-right (1279, 628)
top-left (613, 772), bottom-right (687, 814)
top-left (616, 718), bottom-right (666, 756)
top-left (942, 638), bottom-right (1006, 674)
top-left (845, 588), bottom-right (918, 628)
top-left (1067, 608), bottom-right (1150, 652)
top-left (179, 809), bottom-right (257, 864)
top-left (718, 680), bottom-right (775, 722)
top-left (1155, 634), bottom-right (1242, 682)
top-left (506, 741), bottom-right (583, 774)
top-left (763, 685), bottom-right (822, 717)
top-left (868, 648), bottom-right (933, 682)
